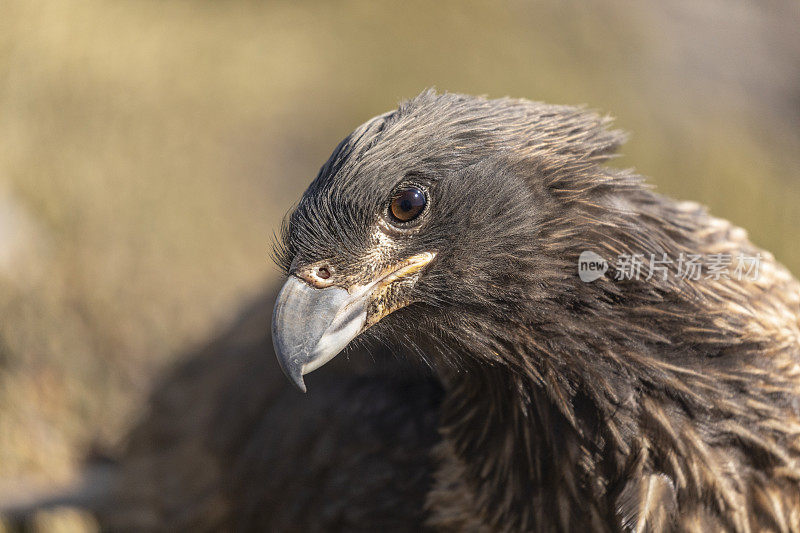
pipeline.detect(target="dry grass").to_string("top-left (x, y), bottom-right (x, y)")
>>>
top-left (0, 0), bottom-right (798, 528)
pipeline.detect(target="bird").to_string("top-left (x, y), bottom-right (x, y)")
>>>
top-left (85, 289), bottom-right (442, 532)
top-left (90, 90), bottom-right (800, 531)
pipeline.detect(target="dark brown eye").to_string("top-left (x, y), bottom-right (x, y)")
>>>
top-left (389, 187), bottom-right (427, 223)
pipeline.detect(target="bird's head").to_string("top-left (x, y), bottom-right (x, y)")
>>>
top-left (272, 90), bottom-right (642, 391)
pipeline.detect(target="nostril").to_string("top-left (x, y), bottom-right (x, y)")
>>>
top-left (298, 262), bottom-right (335, 288)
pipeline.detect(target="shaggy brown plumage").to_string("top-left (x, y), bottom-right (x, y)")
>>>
top-left (98, 91), bottom-right (800, 532)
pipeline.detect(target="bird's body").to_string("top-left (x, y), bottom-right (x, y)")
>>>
top-left (101, 92), bottom-right (800, 532)
top-left (97, 294), bottom-right (444, 532)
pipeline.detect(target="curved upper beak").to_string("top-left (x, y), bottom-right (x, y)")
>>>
top-left (271, 277), bottom-right (368, 392)
top-left (271, 252), bottom-right (434, 392)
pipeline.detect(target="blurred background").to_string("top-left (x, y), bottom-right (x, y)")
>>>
top-left (1, 0), bottom-right (798, 529)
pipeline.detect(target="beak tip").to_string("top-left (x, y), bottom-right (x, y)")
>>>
top-left (273, 345), bottom-right (309, 393)
top-left (291, 372), bottom-right (308, 393)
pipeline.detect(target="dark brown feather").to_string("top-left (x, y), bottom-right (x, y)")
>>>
top-left (101, 92), bottom-right (800, 532)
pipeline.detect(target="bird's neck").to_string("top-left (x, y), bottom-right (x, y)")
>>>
top-left (428, 358), bottom-right (622, 531)
top-left (426, 286), bottom-right (788, 531)
top-left (423, 186), bottom-right (800, 530)
top-left (422, 253), bottom-right (744, 530)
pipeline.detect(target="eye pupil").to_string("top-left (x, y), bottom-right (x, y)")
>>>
top-left (390, 187), bottom-right (426, 223)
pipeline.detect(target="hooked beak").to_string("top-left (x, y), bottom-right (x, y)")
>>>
top-left (271, 252), bottom-right (434, 392)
